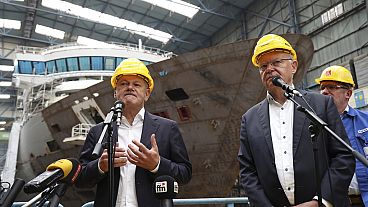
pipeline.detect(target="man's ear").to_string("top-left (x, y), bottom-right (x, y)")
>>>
top-left (346, 89), bottom-right (353, 99)
top-left (291, 60), bottom-right (298, 74)
top-left (144, 88), bottom-right (151, 101)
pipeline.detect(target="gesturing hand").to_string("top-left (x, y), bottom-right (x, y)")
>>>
top-left (127, 134), bottom-right (160, 171)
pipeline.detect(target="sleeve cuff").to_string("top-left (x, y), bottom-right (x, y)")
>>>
top-left (313, 196), bottom-right (332, 207)
top-left (150, 157), bottom-right (160, 173)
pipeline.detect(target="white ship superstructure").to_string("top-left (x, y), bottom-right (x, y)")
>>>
top-left (7, 42), bottom-right (172, 186)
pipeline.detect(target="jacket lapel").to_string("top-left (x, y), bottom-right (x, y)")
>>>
top-left (258, 99), bottom-right (275, 158)
top-left (141, 112), bottom-right (159, 148)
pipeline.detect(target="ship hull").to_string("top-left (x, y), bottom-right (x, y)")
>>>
top-left (16, 34), bottom-right (314, 206)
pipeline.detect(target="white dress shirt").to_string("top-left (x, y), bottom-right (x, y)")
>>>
top-left (115, 108), bottom-right (145, 207)
top-left (267, 93), bottom-right (332, 207)
top-left (267, 93), bottom-right (295, 205)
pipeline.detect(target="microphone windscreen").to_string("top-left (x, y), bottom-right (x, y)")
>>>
top-left (46, 158), bottom-right (81, 184)
top-left (152, 175), bottom-right (178, 199)
top-left (114, 100), bottom-right (124, 109)
top-left (272, 76), bottom-right (282, 87)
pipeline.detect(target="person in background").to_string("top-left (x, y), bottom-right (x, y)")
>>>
top-left (76, 58), bottom-right (192, 207)
top-left (238, 34), bottom-right (355, 207)
top-left (316, 65), bottom-right (368, 206)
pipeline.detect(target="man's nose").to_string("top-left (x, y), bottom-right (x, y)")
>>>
top-left (126, 83), bottom-right (134, 89)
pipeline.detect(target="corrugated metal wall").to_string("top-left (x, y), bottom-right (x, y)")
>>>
top-left (211, 0), bottom-right (368, 90)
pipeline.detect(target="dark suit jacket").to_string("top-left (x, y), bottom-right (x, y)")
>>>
top-left (76, 111), bottom-right (192, 207)
top-left (238, 90), bottom-right (355, 207)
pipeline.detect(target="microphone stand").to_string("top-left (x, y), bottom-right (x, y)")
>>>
top-left (161, 199), bottom-right (174, 207)
top-left (21, 183), bottom-right (61, 207)
top-left (92, 106), bottom-right (118, 207)
top-left (107, 115), bottom-right (116, 207)
top-left (284, 92), bottom-right (368, 207)
top-left (92, 107), bottom-right (115, 156)
top-left (48, 183), bottom-right (67, 207)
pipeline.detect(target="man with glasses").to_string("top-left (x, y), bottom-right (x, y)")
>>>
top-left (316, 65), bottom-right (368, 206)
top-left (238, 34), bottom-right (355, 206)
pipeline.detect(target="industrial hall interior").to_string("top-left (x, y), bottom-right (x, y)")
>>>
top-left (0, 0), bottom-right (367, 206)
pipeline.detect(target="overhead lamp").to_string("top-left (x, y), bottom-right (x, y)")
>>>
top-left (0, 94), bottom-right (11, 99)
top-left (0, 121), bottom-right (6, 125)
top-left (0, 18), bottom-right (21, 30)
top-left (0, 65), bottom-right (14, 71)
top-left (0, 81), bottom-right (12, 87)
top-left (92, 93), bottom-right (99, 97)
top-left (35, 24), bottom-right (65, 39)
top-left (140, 0), bottom-right (199, 18)
top-left (0, 128), bottom-right (5, 131)
top-left (83, 96), bottom-right (89, 101)
top-left (77, 36), bottom-right (112, 47)
top-left (42, 0), bottom-right (172, 43)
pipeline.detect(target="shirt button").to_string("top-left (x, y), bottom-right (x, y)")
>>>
top-left (283, 136), bottom-right (286, 139)
top-left (285, 168), bottom-right (288, 171)
top-left (281, 107), bottom-right (284, 110)
top-left (282, 122), bottom-right (285, 124)
top-left (288, 187), bottom-right (291, 191)
top-left (284, 151), bottom-right (287, 154)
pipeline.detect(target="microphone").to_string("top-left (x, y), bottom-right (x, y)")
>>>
top-left (23, 158), bottom-right (81, 194)
top-left (114, 100), bottom-right (124, 126)
top-left (272, 76), bottom-right (303, 97)
top-left (0, 178), bottom-right (25, 207)
top-left (153, 175), bottom-right (178, 207)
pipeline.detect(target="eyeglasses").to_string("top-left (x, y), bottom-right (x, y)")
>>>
top-left (259, 58), bottom-right (293, 72)
top-left (319, 84), bottom-right (349, 91)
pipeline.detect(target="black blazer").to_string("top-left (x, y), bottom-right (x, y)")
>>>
top-left (77, 111), bottom-right (192, 207)
top-left (238, 90), bottom-right (355, 207)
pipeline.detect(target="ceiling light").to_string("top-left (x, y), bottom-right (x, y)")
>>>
top-left (74, 100), bottom-right (80, 104)
top-left (83, 96), bottom-right (89, 101)
top-left (42, 0), bottom-right (172, 43)
top-left (35, 24), bottom-right (65, 39)
top-left (0, 65), bottom-right (14, 71)
top-left (0, 82), bottom-right (12, 87)
top-left (77, 36), bottom-right (112, 47)
top-left (140, 0), bottom-right (199, 18)
top-left (92, 93), bottom-right (99, 97)
top-left (0, 94), bottom-right (11, 99)
top-left (0, 128), bottom-right (5, 131)
top-left (0, 121), bottom-right (6, 125)
top-left (0, 18), bottom-right (21, 30)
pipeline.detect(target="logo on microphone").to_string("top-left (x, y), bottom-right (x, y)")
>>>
top-left (174, 181), bottom-right (178, 193)
top-left (155, 181), bottom-right (167, 193)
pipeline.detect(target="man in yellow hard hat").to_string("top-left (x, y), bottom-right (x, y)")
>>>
top-left (316, 65), bottom-right (368, 206)
top-left (238, 34), bottom-right (355, 206)
top-left (77, 58), bottom-right (192, 207)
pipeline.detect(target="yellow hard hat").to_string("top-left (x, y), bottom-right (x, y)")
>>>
top-left (252, 34), bottom-right (297, 67)
top-left (111, 58), bottom-right (154, 92)
top-left (315, 65), bottom-right (355, 87)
